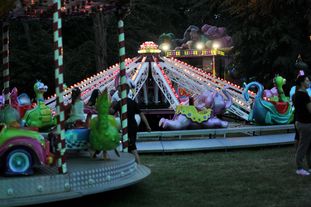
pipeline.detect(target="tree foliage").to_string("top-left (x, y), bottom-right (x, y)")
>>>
top-left (220, 0), bottom-right (311, 84)
top-left (0, 0), bottom-right (310, 97)
top-left (0, 0), bottom-right (15, 18)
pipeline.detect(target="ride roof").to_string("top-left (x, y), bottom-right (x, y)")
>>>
top-left (3, 0), bottom-right (130, 19)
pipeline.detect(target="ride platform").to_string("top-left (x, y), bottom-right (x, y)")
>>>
top-left (137, 133), bottom-right (295, 153)
top-left (136, 124), bottom-right (295, 153)
top-left (0, 152), bottom-right (150, 207)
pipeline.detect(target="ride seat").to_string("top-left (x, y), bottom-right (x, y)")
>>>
top-left (270, 101), bottom-right (289, 114)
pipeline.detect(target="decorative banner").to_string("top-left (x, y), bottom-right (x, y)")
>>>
top-left (19, 0), bottom-right (118, 17)
top-left (2, 22), bottom-right (10, 105)
top-left (53, 0), bottom-right (67, 174)
top-left (118, 18), bottom-right (128, 152)
top-left (165, 49), bottom-right (224, 58)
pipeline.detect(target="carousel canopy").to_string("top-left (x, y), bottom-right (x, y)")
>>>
top-left (1, 0), bottom-right (130, 19)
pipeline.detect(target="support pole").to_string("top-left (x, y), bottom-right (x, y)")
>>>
top-left (143, 83), bottom-right (148, 105)
top-left (53, 0), bottom-right (67, 174)
top-left (118, 15), bottom-right (128, 152)
top-left (154, 83), bottom-right (159, 104)
top-left (2, 22), bottom-right (10, 105)
top-left (212, 55), bottom-right (216, 77)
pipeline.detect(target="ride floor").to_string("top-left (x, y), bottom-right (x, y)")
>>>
top-left (0, 152), bottom-right (150, 207)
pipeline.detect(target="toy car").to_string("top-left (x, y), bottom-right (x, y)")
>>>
top-left (0, 123), bottom-right (53, 175)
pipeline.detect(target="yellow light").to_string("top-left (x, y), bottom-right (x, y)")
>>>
top-left (195, 42), bottom-right (204, 50)
top-left (212, 42), bottom-right (220, 49)
top-left (138, 49), bottom-right (161, 54)
top-left (160, 43), bottom-right (170, 51)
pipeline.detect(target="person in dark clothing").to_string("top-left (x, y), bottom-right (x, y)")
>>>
top-left (294, 121), bottom-right (299, 148)
top-left (110, 85), bottom-right (151, 164)
top-left (293, 88), bottom-right (300, 148)
top-left (293, 75), bottom-right (311, 176)
top-left (87, 89), bottom-right (101, 107)
top-left (85, 89), bottom-right (101, 116)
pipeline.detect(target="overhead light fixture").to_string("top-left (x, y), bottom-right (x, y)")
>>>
top-left (212, 42), bottom-right (220, 49)
top-left (195, 42), bottom-right (204, 50)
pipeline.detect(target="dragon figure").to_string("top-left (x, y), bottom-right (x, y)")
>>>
top-left (89, 90), bottom-right (120, 151)
top-left (23, 81), bottom-right (55, 129)
top-left (0, 88), bottom-right (21, 128)
top-left (243, 76), bottom-right (293, 125)
top-left (264, 75), bottom-right (289, 102)
top-left (159, 87), bottom-right (232, 130)
top-left (8, 87), bottom-right (32, 117)
top-left (10, 87), bottom-right (19, 110)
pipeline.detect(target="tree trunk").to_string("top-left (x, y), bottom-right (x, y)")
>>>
top-left (93, 12), bottom-right (109, 71)
top-left (23, 22), bottom-right (32, 49)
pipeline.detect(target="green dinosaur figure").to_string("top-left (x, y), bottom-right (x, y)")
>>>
top-left (275, 75), bottom-right (290, 102)
top-left (269, 75), bottom-right (290, 102)
top-left (89, 90), bottom-right (120, 151)
top-left (23, 81), bottom-right (56, 129)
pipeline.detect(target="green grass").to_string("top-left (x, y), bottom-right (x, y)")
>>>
top-left (36, 147), bottom-right (311, 207)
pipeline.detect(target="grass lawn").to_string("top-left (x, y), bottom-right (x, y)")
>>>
top-left (35, 146), bottom-right (311, 207)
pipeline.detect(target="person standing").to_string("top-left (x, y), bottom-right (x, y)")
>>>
top-left (293, 75), bottom-right (311, 176)
top-left (290, 71), bottom-right (311, 147)
top-left (110, 85), bottom-right (151, 164)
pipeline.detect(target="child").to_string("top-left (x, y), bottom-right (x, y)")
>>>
top-left (66, 87), bottom-right (85, 129)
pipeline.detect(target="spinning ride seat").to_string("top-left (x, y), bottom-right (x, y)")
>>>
top-left (269, 101), bottom-right (289, 114)
top-left (64, 128), bottom-right (90, 150)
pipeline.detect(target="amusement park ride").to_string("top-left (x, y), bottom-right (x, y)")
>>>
top-left (0, 1), bottom-right (151, 206)
top-left (45, 41), bottom-right (254, 121)
top-left (0, 1), bottom-right (299, 206)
